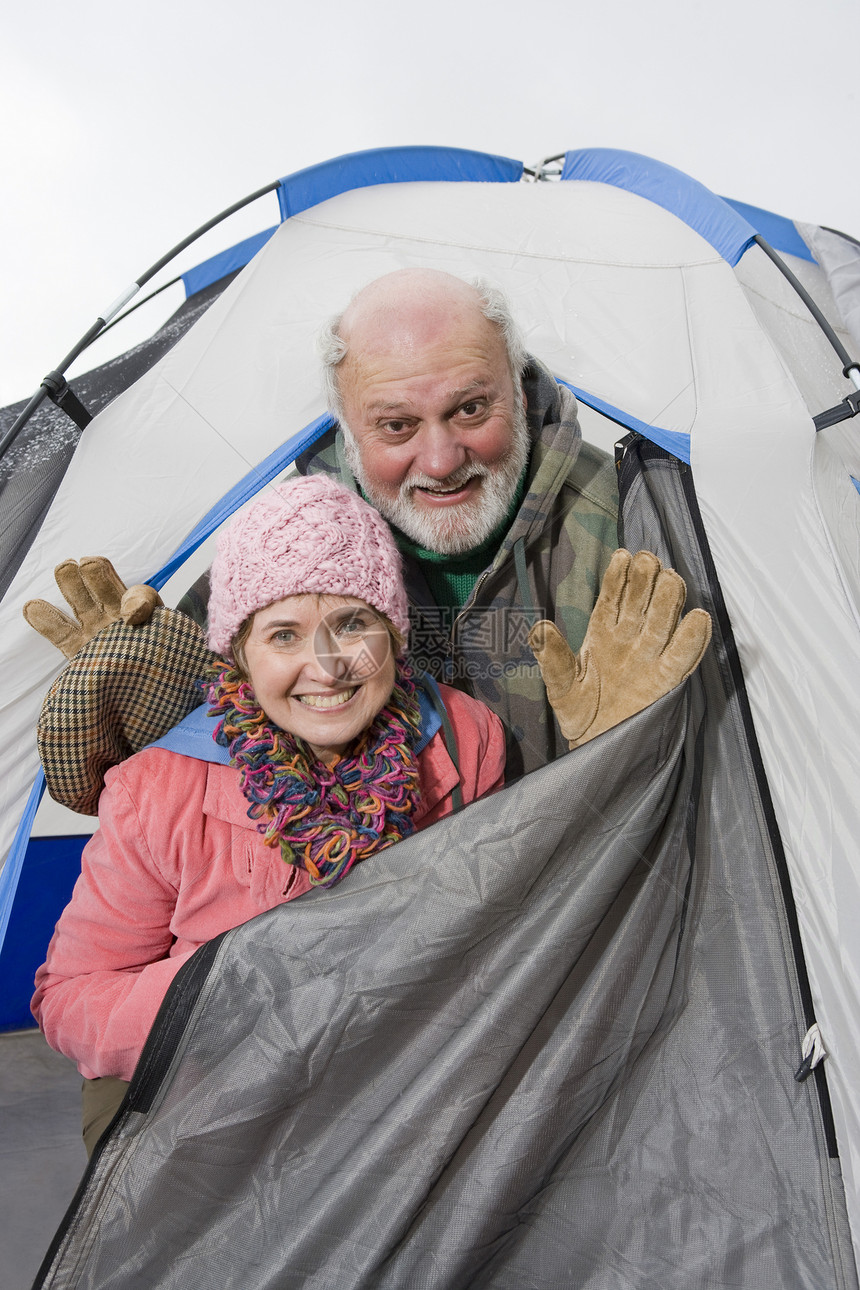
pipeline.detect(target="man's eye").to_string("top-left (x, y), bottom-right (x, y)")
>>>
top-left (460, 401), bottom-right (481, 417)
top-left (382, 420), bottom-right (408, 435)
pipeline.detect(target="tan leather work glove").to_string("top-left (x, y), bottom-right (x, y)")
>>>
top-left (529, 548), bottom-right (712, 749)
top-left (23, 558), bottom-right (162, 658)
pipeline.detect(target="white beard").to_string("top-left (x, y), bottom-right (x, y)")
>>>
top-left (342, 403), bottom-right (531, 556)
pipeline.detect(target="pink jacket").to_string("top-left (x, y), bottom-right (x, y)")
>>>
top-left (32, 684), bottom-right (505, 1081)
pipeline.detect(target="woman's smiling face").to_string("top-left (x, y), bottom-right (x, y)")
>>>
top-left (241, 593), bottom-right (397, 764)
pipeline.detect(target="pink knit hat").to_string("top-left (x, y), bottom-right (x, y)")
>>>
top-left (207, 476), bottom-right (410, 658)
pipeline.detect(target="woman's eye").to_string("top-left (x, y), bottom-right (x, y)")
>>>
top-left (338, 616), bottom-right (368, 636)
top-left (272, 630), bottom-right (296, 645)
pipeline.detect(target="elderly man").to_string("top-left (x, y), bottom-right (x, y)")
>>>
top-left (30, 269), bottom-right (699, 804)
top-left (294, 269), bottom-right (619, 777)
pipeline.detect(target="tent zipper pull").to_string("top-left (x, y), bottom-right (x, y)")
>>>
top-left (794, 1023), bottom-right (826, 1082)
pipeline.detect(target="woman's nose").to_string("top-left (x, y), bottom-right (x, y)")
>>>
top-left (306, 624), bottom-right (351, 682)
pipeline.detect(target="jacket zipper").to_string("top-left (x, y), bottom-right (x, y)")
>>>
top-left (449, 569), bottom-right (493, 657)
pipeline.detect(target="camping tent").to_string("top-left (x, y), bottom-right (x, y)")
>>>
top-left (2, 146), bottom-right (860, 1286)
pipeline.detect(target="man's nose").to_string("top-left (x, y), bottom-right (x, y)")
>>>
top-left (414, 422), bottom-right (467, 480)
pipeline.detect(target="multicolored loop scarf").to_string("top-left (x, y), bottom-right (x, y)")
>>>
top-left (199, 661), bottom-right (422, 889)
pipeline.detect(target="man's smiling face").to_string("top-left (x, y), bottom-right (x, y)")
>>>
top-left (337, 276), bottom-right (529, 555)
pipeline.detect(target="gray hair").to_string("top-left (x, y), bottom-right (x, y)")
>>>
top-left (317, 316), bottom-right (350, 422)
top-left (470, 278), bottom-right (528, 386)
top-left (317, 276), bottom-right (528, 423)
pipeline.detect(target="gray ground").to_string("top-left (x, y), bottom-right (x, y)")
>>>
top-left (0, 1029), bottom-right (86, 1290)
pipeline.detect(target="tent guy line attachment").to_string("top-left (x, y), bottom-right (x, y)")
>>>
top-left (38, 372), bottom-right (92, 432)
top-left (795, 1023), bottom-right (827, 1082)
top-left (0, 179), bottom-right (282, 465)
top-left (814, 388), bottom-right (860, 431)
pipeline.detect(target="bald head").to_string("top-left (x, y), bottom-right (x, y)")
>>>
top-left (318, 270), bottom-right (526, 421)
top-left (341, 270), bottom-right (489, 354)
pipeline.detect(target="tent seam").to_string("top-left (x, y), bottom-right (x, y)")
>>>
top-left (740, 279), bottom-right (857, 338)
top-left (290, 215), bottom-right (721, 270)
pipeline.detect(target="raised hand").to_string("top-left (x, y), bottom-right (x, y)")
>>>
top-left (23, 558), bottom-right (162, 659)
top-left (529, 549), bottom-right (711, 748)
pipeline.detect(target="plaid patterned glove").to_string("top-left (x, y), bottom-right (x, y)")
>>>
top-left (34, 607), bottom-right (216, 814)
top-left (528, 549), bottom-right (711, 749)
top-left (24, 560), bottom-right (216, 814)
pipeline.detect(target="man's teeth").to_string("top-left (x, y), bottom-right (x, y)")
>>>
top-left (297, 689), bottom-right (355, 709)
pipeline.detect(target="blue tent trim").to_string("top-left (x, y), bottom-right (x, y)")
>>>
top-left (182, 227), bottom-right (279, 299)
top-left (0, 772), bottom-right (45, 961)
top-left (277, 146), bottom-right (523, 222)
top-left (720, 197), bottom-right (815, 264)
top-left (558, 377), bottom-right (692, 463)
top-left (561, 148), bottom-right (758, 268)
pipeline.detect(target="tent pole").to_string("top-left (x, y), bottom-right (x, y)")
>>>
top-left (754, 234), bottom-right (860, 386)
top-left (0, 180), bottom-right (282, 464)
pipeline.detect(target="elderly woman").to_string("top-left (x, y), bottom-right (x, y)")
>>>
top-left (32, 475), bottom-right (505, 1153)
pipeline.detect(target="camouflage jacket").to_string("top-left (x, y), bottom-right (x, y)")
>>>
top-left (295, 360), bottom-right (619, 779)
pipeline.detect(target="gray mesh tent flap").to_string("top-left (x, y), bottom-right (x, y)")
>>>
top-left (33, 443), bottom-right (857, 1290)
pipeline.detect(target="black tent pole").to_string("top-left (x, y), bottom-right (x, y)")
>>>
top-left (0, 179), bottom-right (281, 464)
top-left (752, 233), bottom-right (860, 433)
top-left (754, 234), bottom-right (860, 383)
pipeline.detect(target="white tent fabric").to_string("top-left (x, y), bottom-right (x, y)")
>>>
top-left (3, 164), bottom-right (860, 1267)
top-left (689, 289), bottom-right (860, 1236)
top-left (798, 222), bottom-right (860, 353)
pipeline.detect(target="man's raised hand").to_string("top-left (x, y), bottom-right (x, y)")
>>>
top-left (528, 549), bottom-right (712, 749)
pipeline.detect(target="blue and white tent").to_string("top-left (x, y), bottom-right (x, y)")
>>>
top-left (2, 146), bottom-right (860, 1287)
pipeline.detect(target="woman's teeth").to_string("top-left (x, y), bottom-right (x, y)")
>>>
top-left (297, 689), bottom-right (355, 709)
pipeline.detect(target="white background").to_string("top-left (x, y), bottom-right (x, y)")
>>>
top-left (2, 0), bottom-right (859, 408)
